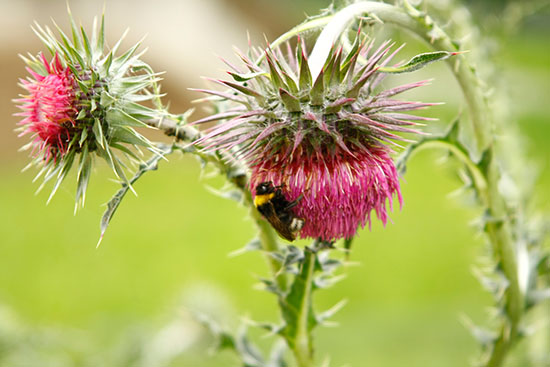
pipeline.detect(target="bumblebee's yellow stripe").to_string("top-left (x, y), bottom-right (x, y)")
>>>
top-left (254, 193), bottom-right (274, 207)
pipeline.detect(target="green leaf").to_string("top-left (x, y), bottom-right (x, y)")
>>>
top-left (98, 144), bottom-right (173, 246)
top-left (219, 80), bottom-right (266, 105)
top-left (47, 149), bottom-right (76, 204)
top-left (75, 144), bottom-right (92, 211)
top-left (460, 315), bottom-right (496, 347)
top-left (235, 327), bottom-right (265, 367)
top-left (379, 51), bottom-right (461, 74)
top-left (280, 245), bottom-right (305, 270)
top-left (268, 340), bottom-right (288, 367)
top-left (259, 278), bottom-right (282, 296)
top-left (80, 26), bottom-right (93, 62)
top-left (96, 14), bottom-right (105, 55)
top-left (111, 41), bottom-right (141, 71)
top-left (92, 118), bottom-right (105, 149)
top-left (79, 126), bottom-right (88, 146)
top-left (102, 51), bottom-right (113, 74)
top-left (66, 4), bottom-right (83, 51)
top-left (316, 299), bottom-right (347, 325)
top-left (195, 313), bottom-right (237, 352)
top-left (51, 20), bottom-right (86, 68)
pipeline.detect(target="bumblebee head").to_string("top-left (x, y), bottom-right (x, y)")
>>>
top-left (255, 181), bottom-right (275, 195)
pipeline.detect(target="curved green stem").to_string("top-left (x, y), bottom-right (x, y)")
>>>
top-left (405, 139), bottom-right (488, 199)
top-left (302, 2), bottom-right (523, 366)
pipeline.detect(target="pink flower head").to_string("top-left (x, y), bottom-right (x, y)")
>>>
top-left (193, 36), bottom-right (435, 241)
top-left (249, 145), bottom-right (402, 241)
top-left (16, 53), bottom-right (77, 162)
top-left (15, 13), bottom-right (166, 209)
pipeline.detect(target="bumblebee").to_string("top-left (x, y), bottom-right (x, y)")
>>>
top-left (254, 181), bottom-right (304, 242)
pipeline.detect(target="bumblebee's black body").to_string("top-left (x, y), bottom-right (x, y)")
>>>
top-left (254, 182), bottom-right (304, 241)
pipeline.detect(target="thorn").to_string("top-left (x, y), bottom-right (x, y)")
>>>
top-left (96, 234), bottom-right (104, 248)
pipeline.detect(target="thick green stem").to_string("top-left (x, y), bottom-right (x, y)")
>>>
top-left (291, 247), bottom-right (316, 367)
top-left (302, 2), bottom-right (523, 366)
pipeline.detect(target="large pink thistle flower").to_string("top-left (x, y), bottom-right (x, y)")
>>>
top-left (16, 53), bottom-right (77, 162)
top-left (193, 36), bottom-right (435, 241)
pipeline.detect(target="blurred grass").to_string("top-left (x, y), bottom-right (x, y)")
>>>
top-left (1, 12), bottom-right (549, 367)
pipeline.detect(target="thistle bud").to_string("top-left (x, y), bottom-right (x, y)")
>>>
top-left (15, 11), bottom-right (164, 208)
top-left (193, 35), bottom-right (436, 241)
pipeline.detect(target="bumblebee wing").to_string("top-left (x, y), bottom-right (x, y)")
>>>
top-left (258, 202), bottom-right (296, 242)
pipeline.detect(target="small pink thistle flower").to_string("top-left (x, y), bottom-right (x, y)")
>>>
top-left (15, 12), bottom-right (166, 208)
top-left (16, 53), bottom-right (77, 162)
top-left (193, 35), bottom-right (437, 241)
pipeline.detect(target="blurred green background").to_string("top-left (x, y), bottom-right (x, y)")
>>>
top-left (0, 0), bottom-right (549, 366)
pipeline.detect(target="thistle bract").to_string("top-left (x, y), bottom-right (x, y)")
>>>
top-left (193, 35), bottom-right (435, 241)
top-left (15, 11), bottom-right (165, 208)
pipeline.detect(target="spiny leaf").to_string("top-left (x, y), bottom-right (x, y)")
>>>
top-left (227, 70), bottom-right (266, 82)
top-left (195, 313), bottom-right (237, 352)
top-left (316, 299), bottom-right (347, 325)
top-left (47, 149), bottom-right (76, 204)
top-left (379, 51), bottom-right (463, 74)
top-left (80, 26), bottom-right (93, 62)
top-left (460, 315), bottom-right (496, 347)
top-left (235, 326), bottom-right (265, 367)
top-left (92, 118), bottom-right (105, 149)
top-left (75, 144), bottom-right (92, 211)
top-left (258, 278), bottom-right (282, 296)
top-left (229, 238), bottom-right (262, 257)
top-left (219, 80), bottom-right (266, 105)
top-left (66, 4), bottom-right (83, 51)
top-left (268, 340), bottom-right (288, 367)
top-left (98, 144), bottom-right (173, 246)
top-left (96, 14), bottom-right (105, 55)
